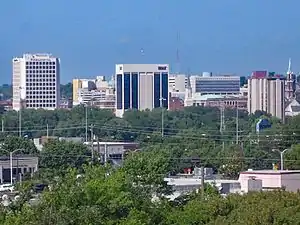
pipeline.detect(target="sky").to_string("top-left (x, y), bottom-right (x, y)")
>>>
top-left (0, 0), bottom-right (300, 84)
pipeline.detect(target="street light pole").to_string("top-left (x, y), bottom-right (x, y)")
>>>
top-left (19, 87), bottom-right (22, 138)
top-left (85, 104), bottom-right (88, 142)
top-left (236, 103), bottom-right (239, 145)
top-left (273, 148), bottom-right (290, 170)
top-left (9, 152), bottom-right (12, 185)
top-left (159, 97), bottom-right (166, 137)
top-left (9, 149), bottom-right (23, 185)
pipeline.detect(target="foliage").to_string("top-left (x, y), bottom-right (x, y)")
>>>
top-left (2, 165), bottom-right (300, 225)
top-left (0, 84), bottom-right (12, 100)
top-left (60, 83), bottom-right (72, 99)
top-left (39, 140), bottom-right (91, 176)
top-left (0, 83), bottom-right (72, 100)
top-left (0, 136), bottom-right (38, 155)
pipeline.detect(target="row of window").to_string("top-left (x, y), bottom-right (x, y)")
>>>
top-left (27, 83), bottom-right (56, 87)
top-left (26, 104), bottom-right (56, 108)
top-left (26, 79), bottom-right (56, 82)
top-left (26, 70), bottom-right (56, 74)
top-left (26, 61), bottom-right (56, 65)
top-left (26, 99), bottom-right (56, 103)
top-left (26, 87), bottom-right (55, 91)
top-left (26, 66), bottom-right (55, 69)
top-left (26, 91), bottom-right (56, 95)
top-left (27, 95), bottom-right (56, 99)
top-left (27, 74), bottom-right (56, 78)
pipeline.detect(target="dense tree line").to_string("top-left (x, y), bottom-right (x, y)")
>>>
top-left (0, 106), bottom-right (299, 223)
top-left (0, 83), bottom-right (72, 100)
top-left (0, 105), bottom-right (300, 174)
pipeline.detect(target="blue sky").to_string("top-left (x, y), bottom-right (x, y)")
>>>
top-left (0, 0), bottom-right (299, 84)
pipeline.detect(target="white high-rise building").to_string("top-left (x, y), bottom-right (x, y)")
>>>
top-left (115, 64), bottom-right (169, 117)
top-left (12, 53), bottom-right (60, 110)
top-left (248, 71), bottom-right (285, 121)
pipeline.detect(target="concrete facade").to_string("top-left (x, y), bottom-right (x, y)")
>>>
top-left (0, 156), bottom-right (38, 183)
top-left (248, 71), bottom-right (285, 120)
top-left (12, 53), bottom-right (60, 111)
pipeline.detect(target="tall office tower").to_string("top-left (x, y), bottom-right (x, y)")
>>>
top-left (115, 64), bottom-right (169, 117)
top-left (248, 71), bottom-right (285, 121)
top-left (285, 58), bottom-right (296, 99)
top-left (12, 53), bottom-right (60, 110)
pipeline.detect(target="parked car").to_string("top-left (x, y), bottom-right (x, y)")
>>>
top-left (33, 184), bottom-right (48, 193)
top-left (0, 184), bottom-right (14, 192)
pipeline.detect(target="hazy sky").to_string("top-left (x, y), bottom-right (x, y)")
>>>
top-left (0, 0), bottom-right (299, 84)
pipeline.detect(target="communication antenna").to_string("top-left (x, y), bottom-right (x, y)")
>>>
top-left (176, 31), bottom-right (181, 74)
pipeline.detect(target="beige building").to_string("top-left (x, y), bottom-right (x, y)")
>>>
top-left (247, 71), bottom-right (285, 120)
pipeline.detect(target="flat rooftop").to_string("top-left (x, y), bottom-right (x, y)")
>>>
top-left (240, 170), bottom-right (300, 175)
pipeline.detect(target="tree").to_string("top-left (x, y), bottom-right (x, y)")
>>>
top-left (38, 140), bottom-right (91, 177)
top-left (60, 83), bottom-right (72, 99)
top-left (0, 136), bottom-right (38, 155)
top-left (122, 147), bottom-right (172, 196)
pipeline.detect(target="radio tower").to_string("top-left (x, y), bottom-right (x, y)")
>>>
top-left (176, 31), bottom-right (181, 74)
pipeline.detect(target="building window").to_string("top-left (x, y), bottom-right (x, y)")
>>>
top-left (161, 72), bottom-right (168, 108)
top-left (131, 73), bottom-right (138, 109)
top-left (124, 73), bottom-right (130, 109)
top-left (154, 73), bottom-right (160, 108)
top-left (116, 74), bottom-right (123, 109)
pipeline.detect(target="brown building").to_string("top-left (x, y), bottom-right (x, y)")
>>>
top-left (205, 96), bottom-right (247, 110)
top-left (169, 97), bottom-right (184, 111)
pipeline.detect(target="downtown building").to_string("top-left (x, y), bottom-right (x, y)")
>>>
top-left (185, 72), bottom-right (246, 108)
top-left (72, 76), bottom-right (115, 109)
top-left (247, 71), bottom-right (285, 121)
top-left (115, 64), bottom-right (169, 117)
top-left (12, 53), bottom-right (60, 110)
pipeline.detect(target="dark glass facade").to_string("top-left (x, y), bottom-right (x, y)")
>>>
top-left (131, 73), bottom-right (138, 109)
top-left (124, 73), bottom-right (130, 109)
top-left (195, 79), bottom-right (240, 94)
top-left (116, 70), bottom-right (169, 111)
top-left (154, 73), bottom-right (161, 108)
top-left (116, 74), bottom-right (122, 109)
top-left (162, 72), bottom-right (168, 108)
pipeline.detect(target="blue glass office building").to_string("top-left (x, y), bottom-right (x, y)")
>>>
top-left (115, 64), bottom-right (169, 117)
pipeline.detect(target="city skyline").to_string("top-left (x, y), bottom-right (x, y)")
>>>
top-left (1, 0), bottom-right (300, 84)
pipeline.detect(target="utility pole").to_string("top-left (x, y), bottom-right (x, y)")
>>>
top-left (90, 124), bottom-right (94, 160)
top-left (236, 103), bottom-right (239, 145)
top-left (46, 124), bottom-right (49, 138)
top-left (220, 105), bottom-right (225, 150)
top-left (85, 105), bottom-right (88, 142)
top-left (104, 142), bottom-right (107, 166)
top-left (159, 97), bottom-right (166, 137)
top-left (201, 166), bottom-right (205, 197)
top-left (19, 87), bottom-right (22, 138)
top-left (1, 119), bottom-right (3, 132)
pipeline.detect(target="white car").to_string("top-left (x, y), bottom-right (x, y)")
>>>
top-left (0, 184), bottom-right (14, 192)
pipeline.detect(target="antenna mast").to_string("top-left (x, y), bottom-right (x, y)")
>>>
top-left (176, 31), bottom-right (180, 74)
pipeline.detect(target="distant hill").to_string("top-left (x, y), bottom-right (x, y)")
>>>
top-left (0, 83), bottom-right (72, 100)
